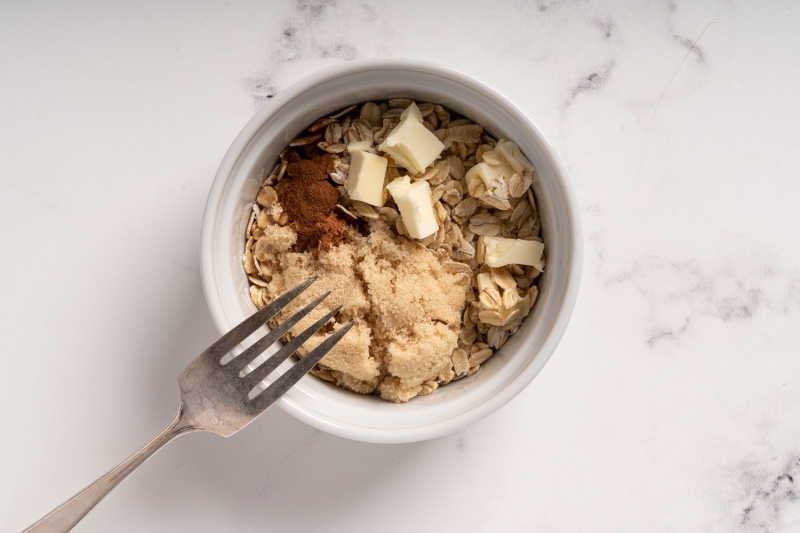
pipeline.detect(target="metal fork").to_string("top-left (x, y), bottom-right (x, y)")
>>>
top-left (23, 276), bottom-right (350, 533)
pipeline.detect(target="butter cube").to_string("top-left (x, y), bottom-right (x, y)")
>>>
top-left (379, 144), bottom-right (416, 172)
top-left (499, 292), bottom-right (532, 320)
top-left (496, 141), bottom-right (534, 173)
top-left (483, 236), bottom-right (544, 269)
top-left (347, 140), bottom-right (376, 154)
top-left (465, 160), bottom-right (516, 191)
top-left (400, 101), bottom-right (424, 122)
top-left (465, 142), bottom-right (535, 193)
top-left (477, 269), bottom-right (531, 320)
top-left (378, 104), bottom-right (445, 174)
top-left (348, 150), bottom-right (388, 207)
top-left (385, 176), bottom-right (438, 239)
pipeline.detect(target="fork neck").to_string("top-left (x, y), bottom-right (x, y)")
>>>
top-left (170, 402), bottom-right (201, 437)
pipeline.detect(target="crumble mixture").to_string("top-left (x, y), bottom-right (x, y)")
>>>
top-left (243, 99), bottom-right (544, 402)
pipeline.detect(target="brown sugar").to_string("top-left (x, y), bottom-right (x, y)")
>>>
top-left (264, 220), bottom-right (468, 402)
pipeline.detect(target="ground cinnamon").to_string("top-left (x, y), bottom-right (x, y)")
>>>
top-left (275, 148), bottom-right (351, 252)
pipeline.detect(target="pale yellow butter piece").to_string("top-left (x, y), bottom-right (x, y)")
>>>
top-left (378, 103), bottom-right (444, 174)
top-left (465, 142), bottom-right (534, 193)
top-left (347, 140), bottom-right (376, 154)
top-left (348, 150), bottom-right (388, 207)
top-left (499, 292), bottom-right (532, 320)
top-left (385, 176), bottom-right (438, 239)
top-left (496, 141), bottom-right (534, 173)
top-left (465, 160), bottom-right (515, 190)
top-left (483, 236), bottom-right (544, 269)
top-left (380, 144), bottom-right (417, 173)
top-left (400, 102), bottom-right (424, 122)
top-left (477, 270), bottom-right (530, 320)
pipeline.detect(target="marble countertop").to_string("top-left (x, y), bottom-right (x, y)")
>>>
top-left (2, 1), bottom-right (799, 531)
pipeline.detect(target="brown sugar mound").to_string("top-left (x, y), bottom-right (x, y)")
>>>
top-left (264, 220), bottom-right (468, 402)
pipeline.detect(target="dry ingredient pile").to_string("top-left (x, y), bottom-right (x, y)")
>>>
top-left (243, 99), bottom-right (545, 402)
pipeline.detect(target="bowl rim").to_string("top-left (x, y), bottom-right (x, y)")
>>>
top-left (200, 58), bottom-right (583, 443)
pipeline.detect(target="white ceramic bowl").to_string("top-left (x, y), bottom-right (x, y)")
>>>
top-left (200, 59), bottom-right (582, 444)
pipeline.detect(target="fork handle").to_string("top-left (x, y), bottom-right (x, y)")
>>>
top-left (23, 405), bottom-right (197, 533)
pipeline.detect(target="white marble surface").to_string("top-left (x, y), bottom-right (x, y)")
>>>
top-left (2, 1), bottom-right (799, 531)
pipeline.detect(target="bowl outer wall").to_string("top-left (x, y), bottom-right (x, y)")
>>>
top-left (200, 59), bottom-right (583, 443)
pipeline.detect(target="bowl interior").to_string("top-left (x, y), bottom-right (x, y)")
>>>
top-left (204, 63), bottom-right (579, 443)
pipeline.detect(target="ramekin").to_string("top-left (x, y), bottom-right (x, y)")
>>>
top-left (200, 58), bottom-right (582, 443)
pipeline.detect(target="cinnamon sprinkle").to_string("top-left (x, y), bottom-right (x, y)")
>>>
top-left (275, 147), bottom-right (351, 252)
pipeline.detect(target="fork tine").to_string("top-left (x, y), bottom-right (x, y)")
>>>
top-left (203, 276), bottom-right (318, 363)
top-left (250, 321), bottom-right (355, 412)
top-left (228, 291), bottom-right (331, 374)
top-left (239, 305), bottom-right (343, 391)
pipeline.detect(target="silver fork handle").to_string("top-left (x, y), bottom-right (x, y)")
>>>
top-left (23, 406), bottom-right (197, 533)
